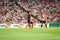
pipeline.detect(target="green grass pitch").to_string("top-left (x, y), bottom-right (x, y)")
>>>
top-left (0, 28), bottom-right (60, 40)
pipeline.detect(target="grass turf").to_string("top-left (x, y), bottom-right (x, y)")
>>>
top-left (0, 28), bottom-right (60, 40)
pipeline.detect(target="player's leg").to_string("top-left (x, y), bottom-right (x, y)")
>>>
top-left (31, 22), bottom-right (33, 28)
top-left (45, 23), bottom-right (47, 28)
top-left (26, 23), bottom-right (30, 29)
top-left (41, 23), bottom-right (43, 28)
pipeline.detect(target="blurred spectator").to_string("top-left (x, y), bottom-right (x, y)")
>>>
top-left (0, 0), bottom-right (60, 24)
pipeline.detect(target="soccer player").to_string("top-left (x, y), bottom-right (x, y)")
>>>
top-left (40, 13), bottom-right (47, 28)
top-left (26, 11), bottom-right (33, 29)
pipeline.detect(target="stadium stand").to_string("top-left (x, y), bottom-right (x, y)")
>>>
top-left (0, 0), bottom-right (60, 28)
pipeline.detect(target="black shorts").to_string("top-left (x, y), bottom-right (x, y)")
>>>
top-left (28, 22), bottom-right (33, 24)
top-left (40, 21), bottom-right (46, 23)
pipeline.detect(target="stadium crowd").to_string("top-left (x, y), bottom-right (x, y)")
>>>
top-left (0, 0), bottom-right (60, 26)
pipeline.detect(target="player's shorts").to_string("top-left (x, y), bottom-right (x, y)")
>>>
top-left (28, 22), bottom-right (33, 24)
top-left (40, 21), bottom-right (46, 23)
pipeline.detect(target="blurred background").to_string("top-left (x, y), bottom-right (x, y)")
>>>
top-left (0, 0), bottom-right (60, 28)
